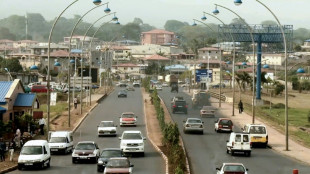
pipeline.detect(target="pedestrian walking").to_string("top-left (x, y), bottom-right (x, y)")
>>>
top-left (238, 100), bottom-right (244, 114)
top-left (74, 97), bottom-right (78, 109)
top-left (15, 129), bottom-right (21, 148)
top-left (38, 117), bottom-right (46, 135)
top-left (0, 137), bottom-right (6, 161)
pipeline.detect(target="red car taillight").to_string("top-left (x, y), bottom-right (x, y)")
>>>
top-left (232, 142), bottom-right (234, 146)
top-left (219, 124), bottom-right (223, 128)
top-left (173, 105), bottom-right (176, 108)
top-left (185, 105), bottom-right (188, 108)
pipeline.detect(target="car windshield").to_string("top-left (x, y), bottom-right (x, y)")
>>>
top-left (101, 150), bottom-right (122, 158)
top-left (188, 119), bottom-right (201, 124)
top-left (75, 143), bottom-right (95, 150)
top-left (249, 126), bottom-right (266, 134)
top-left (122, 114), bottom-right (134, 118)
top-left (122, 133), bottom-right (142, 140)
top-left (223, 165), bottom-right (245, 172)
top-left (220, 119), bottom-right (232, 126)
top-left (106, 159), bottom-right (129, 168)
top-left (21, 146), bottom-right (42, 155)
top-left (49, 137), bottom-right (66, 143)
top-left (99, 122), bottom-right (114, 127)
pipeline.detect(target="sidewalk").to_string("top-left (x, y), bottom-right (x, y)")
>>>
top-left (184, 89), bottom-right (310, 166)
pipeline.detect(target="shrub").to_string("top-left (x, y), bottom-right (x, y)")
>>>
top-left (272, 103), bottom-right (285, 109)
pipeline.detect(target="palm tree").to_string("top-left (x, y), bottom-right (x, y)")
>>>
top-left (236, 72), bottom-right (252, 91)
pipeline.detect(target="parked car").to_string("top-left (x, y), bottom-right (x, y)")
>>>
top-left (97, 121), bottom-right (117, 137)
top-left (155, 84), bottom-right (162, 91)
top-left (119, 112), bottom-right (137, 127)
top-left (72, 141), bottom-right (100, 163)
top-left (216, 163), bottom-right (248, 174)
top-left (133, 81), bottom-right (140, 87)
top-left (31, 85), bottom-right (49, 93)
top-left (162, 82), bottom-right (169, 87)
top-left (119, 131), bottom-right (146, 156)
top-left (212, 83), bottom-right (226, 89)
top-left (18, 140), bottom-right (51, 170)
top-left (119, 82), bottom-right (127, 87)
top-left (118, 90), bottom-right (127, 98)
top-left (103, 157), bottom-right (134, 174)
top-left (97, 148), bottom-right (124, 172)
top-left (171, 99), bottom-right (188, 114)
top-left (214, 118), bottom-right (233, 132)
top-left (226, 132), bottom-right (251, 156)
top-left (242, 124), bottom-right (268, 147)
top-left (183, 118), bottom-right (204, 134)
top-left (200, 106), bottom-right (216, 117)
top-left (63, 87), bottom-right (81, 93)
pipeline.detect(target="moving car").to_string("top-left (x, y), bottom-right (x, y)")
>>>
top-left (97, 148), bottom-right (124, 172)
top-left (216, 163), bottom-right (248, 174)
top-left (214, 118), bottom-right (233, 132)
top-left (242, 124), bottom-right (268, 147)
top-left (119, 82), bottom-right (127, 87)
top-left (183, 118), bottom-right (204, 134)
top-left (119, 130), bottom-right (146, 156)
top-left (119, 112), bottom-right (137, 126)
top-left (226, 132), bottom-right (251, 157)
top-left (133, 81), bottom-right (140, 87)
top-left (18, 140), bottom-right (51, 170)
top-left (155, 84), bottom-right (162, 91)
top-left (162, 82), bottom-right (169, 87)
top-left (31, 85), bottom-right (49, 93)
top-left (126, 85), bottom-right (135, 91)
top-left (103, 157), bottom-right (134, 174)
top-left (72, 141), bottom-right (100, 163)
top-left (97, 121), bottom-right (117, 137)
top-left (171, 99), bottom-right (188, 114)
top-left (48, 131), bottom-right (74, 154)
top-left (200, 106), bottom-right (216, 117)
top-left (118, 90), bottom-right (127, 98)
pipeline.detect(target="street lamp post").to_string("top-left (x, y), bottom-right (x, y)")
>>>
top-left (236, 0), bottom-right (290, 151)
top-left (215, 3), bottom-right (256, 122)
top-left (4, 68), bottom-right (13, 81)
top-left (203, 11), bottom-right (236, 116)
top-left (67, 1), bottom-right (107, 127)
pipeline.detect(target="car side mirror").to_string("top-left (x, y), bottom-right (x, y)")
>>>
top-left (216, 167), bottom-right (220, 171)
top-left (130, 164), bottom-right (134, 167)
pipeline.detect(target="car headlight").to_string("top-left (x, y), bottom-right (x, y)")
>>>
top-left (121, 142), bottom-right (126, 146)
top-left (138, 143), bottom-right (144, 146)
top-left (89, 152), bottom-right (96, 156)
top-left (98, 160), bottom-right (104, 165)
top-left (72, 152), bottom-right (78, 157)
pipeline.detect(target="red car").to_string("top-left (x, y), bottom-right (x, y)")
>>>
top-left (214, 118), bottom-right (233, 132)
top-left (31, 85), bottom-right (50, 93)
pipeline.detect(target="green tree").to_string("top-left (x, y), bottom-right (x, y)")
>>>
top-left (0, 27), bottom-right (16, 40)
top-left (119, 23), bottom-right (141, 41)
top-left (4, 58), bottom-right (23, 72)
top-left (230, 18), bottom-right (244, 25)
top-left (164, 20), bottom-right (188, 33)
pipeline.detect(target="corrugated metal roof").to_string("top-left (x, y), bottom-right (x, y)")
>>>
top-left (14, 93), bottom-right (36, 107)
top-left (0, 81), bottom-right (13, 103)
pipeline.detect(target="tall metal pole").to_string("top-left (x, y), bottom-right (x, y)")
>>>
top-left (215, 4), bottom-right (256, 121)
top-left (47, 0), bottom-right (78, 133)
top-left (203, 12), bottom-right (236, 116)
top-left (68, 2), bottom-right (107, 126)
top-left (256, 0), bottom-right (289, 151)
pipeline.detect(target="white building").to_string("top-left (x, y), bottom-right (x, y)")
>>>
top-left (110, 46), bottom-right (131, 61)
top-left (111, 63), bottom-right (140, 74)
top-left (246, 53), bottom-right (284, 66)
top-left (197, 47), bottom-right (223, 60)
top-left (127, 44), bottom-right (183, 59)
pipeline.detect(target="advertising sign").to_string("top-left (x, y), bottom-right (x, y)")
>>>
top-left (195, 69), bottom-right (212, 82)
top-left (50, 92), bottom-right (57, 106)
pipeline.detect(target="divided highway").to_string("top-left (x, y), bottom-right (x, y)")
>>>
top-left (9, 87), bottom-right (165, 174)
top-left (158, 87), bottom-right (310, 174)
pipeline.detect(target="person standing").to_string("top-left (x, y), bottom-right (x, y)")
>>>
top-left (15, 129), bottom-right (21, 148)
top-left (0, 138), bottom-right (6, 162)
top-left (74, 97), bottom-right (78, 109)
top-left (238, 100), bottom-right (244, 114)
top-left (39, 117), bottom-right (46, 135)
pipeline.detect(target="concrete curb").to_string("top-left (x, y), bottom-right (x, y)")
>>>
top-left (158, 95), bottom-right (191, 174)
top-left (142, 89), bottom-right (169, 174)
top-left (0, 90), bottom-right (114, 174)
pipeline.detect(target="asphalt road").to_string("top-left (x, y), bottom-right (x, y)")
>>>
top-left (158, 87), bottom-right (310, 174)
top-left (9, 87), bottom-right (165, 174)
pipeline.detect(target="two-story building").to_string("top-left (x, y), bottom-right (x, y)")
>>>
top-left (141, 29), bottom-right (177, 46)
top-left (110, 46), bottom-right (131, 61)
top-left (198, 47), bottom-right (223, 60)
top-left (246, 53), bottom-right (284, 66)
top-left (111, 63), bottom-right (140, 74)
top-left (0, 79), bottom-right (39, 123)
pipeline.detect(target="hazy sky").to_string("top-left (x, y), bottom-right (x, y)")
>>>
top-left (0, 0), bottom-right (309, 29)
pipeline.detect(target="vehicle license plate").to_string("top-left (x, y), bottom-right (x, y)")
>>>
top-left (178, 106), bottom-right (183, 108)
top-left (80, 156), bottom-right (87, 159)
top-left (223, 126), bottom-right (228, 128)
top-left (104, 132), bottom-right (110, 134)
top-left (25, 163), bottom-right (33, 166)
top-left (51, 149), bottom-right (58, 151)
top-left (129, 149), bottom-right (136, 151)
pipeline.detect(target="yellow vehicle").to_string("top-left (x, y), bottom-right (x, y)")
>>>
top-left (242, 124), bottom-right (268, 148)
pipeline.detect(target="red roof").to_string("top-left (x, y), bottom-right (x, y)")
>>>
top-left (144, 54), bottom-right (170, 61)
top-left (113, 63), bottom-right (139, 67)
top-left (142, 29), bottom-right (174, 35)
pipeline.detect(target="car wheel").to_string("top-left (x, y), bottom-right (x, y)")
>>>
top-left (72, 158), bottom-right (76, 164)
top-left (200, 131), bottom-right (204, 135)
top-left (41, 161), bottom-right (45, 169)
top-left (231, 150), bottom-right (234, 156)
top-left (226, 149), bottom-right (229, 154)
top-left (183, 129), bottom-right (187, 134)
top-left (264, 142), bottom-right (268, 148)
top-left (247, 151), bottom-right (251, 157)
top-left (140, 152), bottom-right (145, 157)
top-left (47, 159), bottom-right (51, 168)
top-left (18, 164), bottom-right (23, 170)
top-left (97, 167), bottom-right (103, 172)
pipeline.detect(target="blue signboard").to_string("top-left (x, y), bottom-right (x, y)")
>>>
top-left (195, 69), bottom-right (212, 82)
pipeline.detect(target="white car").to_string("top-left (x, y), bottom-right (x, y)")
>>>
top-left (119, 131), bottom-right (146, 156)
top-left (155, 84), bottom-right (162, 90)
top-left (119, 112), bottom-right (137, 126)
top-left (162, 82), bottom-right (169, 87)
top-left (97, 121), bottom-right (117, 137)
top-left (216, 163), bottom-right (248, 174)
top-left (183, 118), bottom-right (204, 134)
top-left (226, 132), bottom-right (251, 157)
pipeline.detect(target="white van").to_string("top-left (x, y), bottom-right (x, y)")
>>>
top-left (48, 131), bottom-right (74, 154)
top-left (226, 132), bottom-right (252, 157)
top-left (18, 140), bottom-right (51, 170)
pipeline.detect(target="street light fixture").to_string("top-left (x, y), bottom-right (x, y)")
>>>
top-left (4, 68), bottom-right (13, 81)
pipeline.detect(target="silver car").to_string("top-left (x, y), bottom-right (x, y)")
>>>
top-left (183, 118), bottom-right (204, 134)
